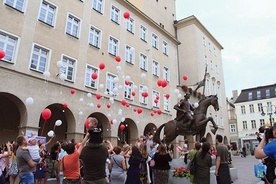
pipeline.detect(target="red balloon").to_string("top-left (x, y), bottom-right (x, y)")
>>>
top-left (42, 108), bottom-right (51, 120)
top-left (91, 73), bottom-right (98, 80)
top-left (153, 109), bottom-right (157, 113)
top-left (115, 56), bottom-right (121, 62)
top-left (85, 117), bottom-right (92, 130)
top-left (182, 75), bottom-right (188, 81)
top-left (131, 91), bottom-right (136, 96)
top-left (0, 50), bottom-right (5, 59)
top-left (110, 120), bottom-right (113, 124)
top-left (165, 94), bottom-right (170, 99)
top-left (99, 63), bottom-right (105, 70)
top-left (154, 99), bottom-right (158, 104)
top-left (157, 109), bottom-right (162, 115)
top-left (123, 12), bottom-right (130, 19)
top-left (125, 80), bottom-right (130, 86)
top-left (150, 112), bottom-right (154, 117)
top-left (155, 96), bottom-right (160, 100)
top-left (70, 89), bottom-right (76, 94)
top-left (97, 104), bottom-right (101, 108)
top-left (137, 108), bottom-right (142, 114)
top-left (161, 80), bottom-right (167, 88)
top-left (142, 92), bottom-right (148, 98)
top-left (157, 80), bottom-right (162, 87)
top-left (125, 103), bottom-right (130, 108)
top-left (96, 94), bottom-right (101, 100)
top-left (121, 99), bottom-right (127, 106)
top-left (133, 108), bottom-right (137, 112)
top-left (107, 103), bottom-right (111, 108)
top-left (63, 103), bottom-right (68, 109)
top-left (120, 124), bottom-right (125, 131)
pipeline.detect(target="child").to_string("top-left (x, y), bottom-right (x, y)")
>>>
top-left (25, 136), bottom-right (40, 163)
top-left (87, 117), bottom-right (103, 145)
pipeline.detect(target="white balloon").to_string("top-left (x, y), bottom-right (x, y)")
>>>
top-left (177, 94), bottom-right (182, 98)
top-left (43, 71), bottom-right (50, 78)
top-left (99, 84), bottom-right (104, 89)
top-left (141, 73), bottom-right (146, 79)
top-left (104, 91), bottom-right (108, 95)
top-left (56, 61), bottom-right (62, 68)
top-left (133, 85), bottom-right (138, 90)
top-left (125, 75), bottom-right (131, 81)
top-left (118, 111), bottom-right (122, 116)
top-left (47, 130), bottom-right (55, 137)
top-left (113, 87), bottom-right (118, 93)
top-left (194, 102), bottom-right (199, 108)
top-left (25, 97), bottom-right (34, 106)
top-left (109, 97), bottom-right (114, 103)
top-left (130, 47), bottom-right (135, 53)
top-left (113, 77), bottom-right (119, 83)
top-left (118, 109), bottom-right (122, 112)
top-left (121, 117), bottom-right (125, 122)
top-left (79, 111), bottom-right (83, 116)
top-left (142, 86), bottom-right (148, 92)
top-left (118, 85), bottom-right (122, 89)
top-left (89, 103), bottom-right (94, 107)
top-left (116, 66), bottom-right (121, 72)
top-left (113, 119), bottom-right (118, 124)
top-left (79, 98), bottom-right (84, 102)
top-left (87, 93), bottom-right (92, 98)
top-left (107, 113), bottom-right (111, 117)
top-left (55, 120), bottom-right (62, 126)
top-left (59, 73), bottom-right (66, 81)
top-left (174, 89), bottom-right (180, 95)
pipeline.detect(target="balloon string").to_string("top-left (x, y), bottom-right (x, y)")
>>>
top-left (41, 120), bottom-right (46, 136)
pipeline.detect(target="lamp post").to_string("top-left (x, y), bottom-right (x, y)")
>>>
top-left (261, 105), bottom-right (276, 126)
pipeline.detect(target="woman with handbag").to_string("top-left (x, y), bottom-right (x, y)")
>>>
top-left (110, 146), bottom-right (127, 184)
top-left (194, 142), bottom-right (212, 184)
top-left (8, 143), bottom-right (18, 184)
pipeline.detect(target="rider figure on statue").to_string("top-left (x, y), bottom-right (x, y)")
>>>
top-left (174, 92), bottom-right (194, 131)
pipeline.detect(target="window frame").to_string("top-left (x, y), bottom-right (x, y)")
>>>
top-left (140, 25), bottom-right (147, 42)
top-left (0, 30), bottom-right (19, 64)
top-left (4, 0), bottom-right (27, 13)
top-left (230, 124), bottom-right (236, 133)
top-left (29, 43), bottom-right (51, 73)
top-left (151, 33), bottom-right (158, 49)
top-left (65, 13), bottom-right (81, 39)
top-left (241, 105), bottom-right (246, 114)
top-left (108, 36), bottom-right (119, 56)
top-left (92, 0), bottom-right (104, 14)
top-left (38, 0), bottom-right (57, 27)
top-left (152, 90), bottom-right (160, 108)
top-left (152, 60), bottom-right (159, 77)
top-left (163, 94), bottom-right (170, 112)
top-left (125, 45), bottom-right (134, 64)
top-left (124, 80), bottom-right (134, 100)
top-left (162, 40), bottom-right (168, 55)
top-left (242, 121), bottom-right (248, 130)
top-left (106, 72), bottom-right (118, 96)
top-left (85, 64), bottom-right (99, 89)
top-left (163, 66), bottom-right (170, 82)
top-left (60, 54), bottom-right (77, 82)
top-left (89, 25), bottom-right (102, 48)
top-left (139, 53), bottom-right (148, 71)
top-left (139, 85), bottom-right (148, 105)
top-left (110, 5), bottom-right (120, 24)
top-left (126, 17), bottom-right (135, 34)
top-left (249, 104), bottom-right (254, 113)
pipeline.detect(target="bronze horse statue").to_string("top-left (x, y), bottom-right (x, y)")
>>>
top-left (153, 95), bottom-right (219, 144)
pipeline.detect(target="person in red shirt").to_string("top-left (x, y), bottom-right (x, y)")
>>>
top-left (60, 133), bottom-right (89, 183)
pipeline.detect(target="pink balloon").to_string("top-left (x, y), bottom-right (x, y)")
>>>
top-left (120, 124), bottom-right (125, 131)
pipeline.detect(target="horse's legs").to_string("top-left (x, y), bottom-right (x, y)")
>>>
top-left (196, 117), bottom-right (218, 135)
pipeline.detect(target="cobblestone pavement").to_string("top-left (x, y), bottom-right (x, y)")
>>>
top-left (232, 155), bottom-right (263, 184)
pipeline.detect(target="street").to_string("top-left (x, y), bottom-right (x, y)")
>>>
top-left (232, 155), bottom-right (263, 184)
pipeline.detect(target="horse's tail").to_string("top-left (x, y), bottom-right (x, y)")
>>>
top-left (153, 123), bottom-right (166, 144)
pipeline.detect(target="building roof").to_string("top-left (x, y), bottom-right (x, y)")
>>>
top-left (235, 84), bottom-right (276, 103)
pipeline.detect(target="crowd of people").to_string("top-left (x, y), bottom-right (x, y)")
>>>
top-left (0, 115), bottom-right (236, 184)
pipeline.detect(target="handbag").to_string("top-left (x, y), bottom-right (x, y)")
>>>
top-left (7, 161), bottom-right (18, 176)
top-left (254, 163), bottom-right (266, 178)
top-left (189, 152), bottom-right (197, 175)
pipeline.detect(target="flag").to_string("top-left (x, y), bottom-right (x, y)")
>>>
top-left (194, 65), bottom-right (207, 92)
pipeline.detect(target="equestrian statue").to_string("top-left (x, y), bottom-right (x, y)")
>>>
top-left (153, 94), bottom-right (219, 144)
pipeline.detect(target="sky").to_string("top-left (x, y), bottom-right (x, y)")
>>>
top-left (175, 0), bottom-right (276, 98)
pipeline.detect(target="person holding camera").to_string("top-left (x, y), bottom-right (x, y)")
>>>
top-left (255, 123), bottom-right (276, 184)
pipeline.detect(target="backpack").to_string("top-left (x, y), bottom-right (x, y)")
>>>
top-left (189, 152), bottom-right (197, 175)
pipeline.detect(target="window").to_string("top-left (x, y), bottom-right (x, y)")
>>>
top-left (204, 55), bottom-right (208, 65)
top-left (0, 31), bottom-right (18, 63)
top-left (215, 65), bottom-right (218, 73)
top-left (140, 25), bottom-right (147, 41)
top-left (249, 104), bottom-right (254, 113)
top-left (163, 67), bottom-right (169, 82)
top-left (106, 73), bottom-right (117, 95)
top-left (251, 120), bottom-right (256, 129)
top-left (124, 81), bottom-right (133, 100)
top-left (66, 14), bottom-right (81, 38)
top-left (241, 106), bottom-right (246, 114)
top-left (152, 90), bottom-right (160, 108)
top-left (220, 117), bottom-right (224, 127)
top-left (152, 60), bottom-right (159, 77)
top-left (5, 0), bottom-right (26, 12)
top-left (257, 103), bottom-right (263, 112)
top-left (242, 121), bottom-right (248, 130)
top-left (266, 89), bottom-right (270, 98)
top-left (267, 102), bottom-right (272, 112)
top-left (111, 5), bottom-right (120, 24)
top-left (92, 0), bottom-right (103, 13)
top-left (152, 33), bottom-right (158, 49)
top-left (125, 45), bottom-right (134, 64)
top-left (202, 37), bottom-right (206, 46)
top-left (162, 41), bottom-right (168, 55)
top-left (260, 119), bottom-right (265, 127)
top-left (108, 36), bottom-right (118, 56)
top-left (140, 53), bottom-right (148, 71)
top-left (60, 55), bottom-right (76, 82)
top-left (230, 124), bottom-right (236, 133)
top-left (89, 26), bottom-right (101, 48)
top-left (210, 60), bottom-right (213, 69)
top-left (38, 1), bottom-right (56, 26)
top-left (126, 17), bottom-right (134, 33)
top-left (248, 92), bottom-right (252, 100)
top-left (208, 42), bottom-right (211, 51)
top-left (139, 85), bottom-right (148, 105)
top-left (85, 65), bottom-right (98, 89)
top-left (257, 91), bottom-right (261, 99)
top-left (214, 48), bottom-right (216, 56)
top-left (30, 45), bottom-right (49, 72)
top-left (164, 95), bottom-right (170, 112)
